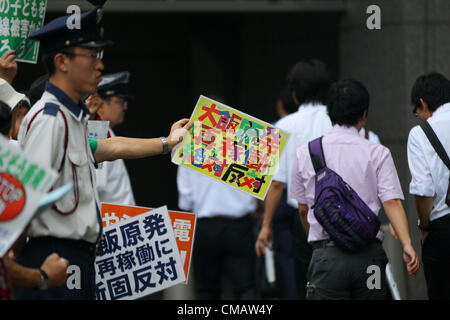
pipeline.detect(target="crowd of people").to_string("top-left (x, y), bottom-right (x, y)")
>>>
top-left (1, 3), bottom-right (449, 300)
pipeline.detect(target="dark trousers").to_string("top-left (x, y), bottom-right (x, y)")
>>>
top-left (272, 190), bottom-right (311, 299)
top-left (422, 214), bottom-right (450, 300)
top-left (193, 214), bottom-right (256, 299)
top-left (306, 241), bottom-right (389, 300)
top-left (14, 237), bottom-right (97, 300)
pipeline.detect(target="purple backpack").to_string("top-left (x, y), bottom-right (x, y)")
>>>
top-left (308, 137), bottom-right (381, 252)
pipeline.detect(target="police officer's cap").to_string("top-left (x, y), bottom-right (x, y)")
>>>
top-left (97, 71), bottom-right (133, 100)
top-left (28, 6), bottom-right (113, 54)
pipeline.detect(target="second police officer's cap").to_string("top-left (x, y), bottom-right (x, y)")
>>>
top-left (97, 71), bottom-right (133, 100)
top-left (28, 5), bottom-right (113, 54)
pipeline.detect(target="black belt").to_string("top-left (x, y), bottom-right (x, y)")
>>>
top-left (311, 239), bottom-right (336, 250)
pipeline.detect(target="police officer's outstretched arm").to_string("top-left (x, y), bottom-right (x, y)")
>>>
top-left (94, 118), bottom-right (193, 163)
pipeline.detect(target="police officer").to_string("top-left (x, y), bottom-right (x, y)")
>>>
top-left (91, 71), bottom-right (136, 206)
top-left (15, 6), bottom-right (191, 299)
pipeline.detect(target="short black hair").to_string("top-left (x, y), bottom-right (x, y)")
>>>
top-left (326, 79), bottom-right (370, 126)
top-left (278, 87), bottom-right (297, 114)
top-left (411, 72), bottom-right (450, 112)
top-left (27, 74), bottom-right (49, 106)
top-left (287, 59), bottom-right (331, 106)
top-left (42, 47), bottom-right (75, 76)
top-left (0, 101), bottom-right (12, 136)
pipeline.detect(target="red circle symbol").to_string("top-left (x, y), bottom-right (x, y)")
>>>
top-left (0, 173), bottom-right (26, 222)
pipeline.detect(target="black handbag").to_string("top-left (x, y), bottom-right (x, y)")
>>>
top-left (420, 121), bottom-right (450, 206)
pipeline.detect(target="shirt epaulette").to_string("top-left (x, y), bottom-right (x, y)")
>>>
top-left (43, 102), bottom-right (60, 117)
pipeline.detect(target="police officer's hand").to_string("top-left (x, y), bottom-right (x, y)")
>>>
top-left (255, 224), bottom-right (272, 257)
top-left (0, 50), bottom-right (18, 84)
top-left (40, 253), bottom-right (69, 288)
top-left (167, 118), bottom-right (193, 151)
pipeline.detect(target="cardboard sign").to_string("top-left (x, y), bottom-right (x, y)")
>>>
top-left (95, 206), bottom-right (186, 300)
top-left (0, 0), bottom-right (48, 64)
top-left (101, 203), bottom-right (196, 284)
top-left (0, 135), bottom-right (57, 257)
top-left (172, 95), bottom-right (290, 200)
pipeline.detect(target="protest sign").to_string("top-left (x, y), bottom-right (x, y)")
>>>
top-left (95, 205), bottom-right (186, 300)
top-left (0, 0), bottom-right (48, 64)
top-left (87, 120), bottom-right (109, 140)
top-left (172, 95), bottom-right (290, 200)
top-left (0, 134), bottom-right (57, 257)
top-left (101, 202), bottom-right (196, 284)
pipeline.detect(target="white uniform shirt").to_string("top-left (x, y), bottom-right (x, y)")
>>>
top-left (177, 166), bottom-right (256, 219)
top-left (273, 103), bottom-right (332, 208)
top-left (95, 129), bottom-right (136, 206)
top-left (407, 102), bottom-right (450, 221)
top-left (18, 82), bottom-right (102, 243)
top-left (359, 127), bottom-right (381, 144)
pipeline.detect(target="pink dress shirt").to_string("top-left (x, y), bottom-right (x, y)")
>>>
top-left (289, 125), bottom-right (404, 243)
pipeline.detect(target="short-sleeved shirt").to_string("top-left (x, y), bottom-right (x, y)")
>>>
top-left (177, 166), bottom-right (256, 219)
top-left (289, 124), bottom-right (404, 243)
top-left (407, 102), bottom-right (450, 222)
top-left (18, 82), bottom-right (102, 244)
top-left (273, 103), bottom-right (332, 208)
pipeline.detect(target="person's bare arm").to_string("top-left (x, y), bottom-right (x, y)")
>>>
top-left (414, 195), bottom-right (433, 243)
top-left (94, 118), bottom-right (192, 163)
top-left (255, 181), bottom-right (284, 256)
top-left (383, 199), bottom-right (420, 276)
top-left (298, 203), bottom-right (309, 236)
top-left (415, 195), bottom-right (433, 228)
top-left (3, 252), bottom-right (68, 289)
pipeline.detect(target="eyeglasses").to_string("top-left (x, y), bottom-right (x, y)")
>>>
top-left (61, 49), bottom-right (104, 61)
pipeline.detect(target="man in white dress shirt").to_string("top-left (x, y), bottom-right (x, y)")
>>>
top-left (177, 165), bottom-right (257, 299)
top-left (255, 59), bottom-right (333, 299)
top-left (93, 71), bottom-right (136, 206)
top-left (407, 72), bottom-right (450, 300)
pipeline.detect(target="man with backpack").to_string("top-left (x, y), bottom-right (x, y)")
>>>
top-left (407, 72), bottom-right (450, 300)
top-left (289, 79), bottom-right (419, 300)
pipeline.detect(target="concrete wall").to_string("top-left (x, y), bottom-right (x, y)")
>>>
top-left (340, 0), bottom-right (450, 299)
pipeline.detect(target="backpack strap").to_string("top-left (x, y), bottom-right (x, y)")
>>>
top-left (420, 121), bottom-right (450, 170)
top-left (308, 137), bottom-right (326, 173)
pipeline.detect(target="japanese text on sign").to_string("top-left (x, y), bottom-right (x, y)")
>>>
top-left (95, 206), bottom-right (185, 300)
top-left (172, 95), bottom-right (290, 200)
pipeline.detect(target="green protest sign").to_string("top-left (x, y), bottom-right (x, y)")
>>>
top-left (0, 135), bottom-right (57, 257)
top-left (0, 0), bottom-right (47, 64)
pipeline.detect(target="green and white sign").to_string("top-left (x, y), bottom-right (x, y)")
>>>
top-left (0, 135), bottom-right (57, 257)
top-left (0, 0), bottom-right (47, 64)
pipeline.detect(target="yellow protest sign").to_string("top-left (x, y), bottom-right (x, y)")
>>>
top-left (172, 95), bottom-right (290, 200)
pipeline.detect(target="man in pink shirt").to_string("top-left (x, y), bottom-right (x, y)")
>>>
top-left (289, 79), bottom-right (419, 299)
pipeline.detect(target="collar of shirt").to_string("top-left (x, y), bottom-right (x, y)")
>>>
top-left (329, 124), bottom-right (360, 136)
top-left (45, 81), bottom-right (91, 121)
top-left (430, 102), bottom-right (450, 118)
top-left (296, 102), bottom-right (325, 114)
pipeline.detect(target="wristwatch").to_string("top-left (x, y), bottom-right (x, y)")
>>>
top-left (38, 269), bottom-right (50, 290)
top-left (417, 219), bottom-right (430, 232)
top-left (160, 137), bottom-right (169, 155)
